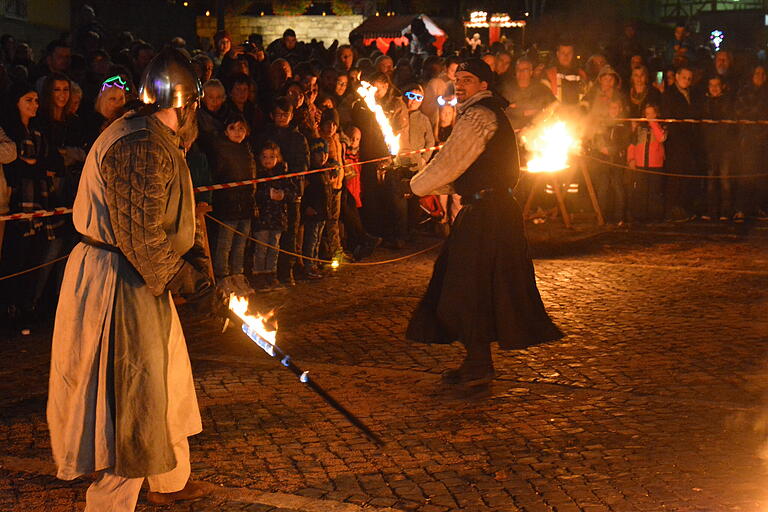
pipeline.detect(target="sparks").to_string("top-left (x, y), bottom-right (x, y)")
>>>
top-left (356, 81), bottom-right (400, 155)
top-left (521, 120), bottom-right (579, 173)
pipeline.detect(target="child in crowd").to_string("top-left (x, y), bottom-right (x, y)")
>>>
top-left (264, 96), bottom-right (309, 287)
top-left (252, 141), bottom-right (294, 290)
top-left (301, 138), bottom-right (332, 279)
top-left (341, 125), bottom-right (381, 260)
top-left (211, 113), bottom-right (257, 294)
top-left (318, 108), bottom-right (345, 261)
top-left (627, 103), bottom-right (666, 222)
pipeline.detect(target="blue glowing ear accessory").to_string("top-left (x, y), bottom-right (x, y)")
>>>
top-left (404, 91), bottom-right (424, 101)
top-left (101, 75), bottom-right (129, 92)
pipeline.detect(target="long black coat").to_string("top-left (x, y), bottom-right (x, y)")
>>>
top-left (662, 86), bottom-right (701, 173)
top-left (406, 197), bottom-right (563, 349)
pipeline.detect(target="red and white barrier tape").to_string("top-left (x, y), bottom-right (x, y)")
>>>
top-left (0, 145), bottom-right (444, 221)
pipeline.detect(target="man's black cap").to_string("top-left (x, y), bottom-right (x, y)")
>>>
top-left (456, 58), bottom-right (494, 84)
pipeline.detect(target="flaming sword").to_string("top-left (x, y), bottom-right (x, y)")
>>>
top-left (227, 295), bottom-right (385, 447)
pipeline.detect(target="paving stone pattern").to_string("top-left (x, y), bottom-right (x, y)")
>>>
top-left (2, 226), bottom-right (768, 511)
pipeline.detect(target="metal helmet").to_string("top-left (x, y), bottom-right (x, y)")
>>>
top-left (139, 48), bottom-right (202, 109)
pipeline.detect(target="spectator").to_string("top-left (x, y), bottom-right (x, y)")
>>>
top-left (335, 44), bottom-right (356, 73)
top-left (210, 114), bottom-right (257, 290)
top-left (712, 50), bottom-right (738, 91)
top-left (627, 65), bottom-right (662, 118)
top-left (192, 53), bottom-right (214, 83)
top-left (400, 84), bottom-right (435, 171)
top-left (661, 65), bottom-right (701, 220)
top-left (197, 79), bottom-right (229, 148)
top-left (262, 97), bottom-right (309, 286)
top-left (33, 40), bottom-right (71, 91)
top-left (586, 65), bottom-right (625, 122)
top-left (544, 42), bottom-right (587, 106)
top-left (339, 125), bottom-right (381, 260)
top-left (628, 103), bottom-right (666, 222)
top-left (495, 51), bottom-right (513, 81)
top-left (252, 141), bottom-right (292, 290)
top-left (38, 73), bottom-right (87, 206)
top-left (375, 55), bottom-right (394, 80)
top-left (0, 82), bottom-right (48, 328)
top-left (589, 98), bottom-right (631, 225)
top-left (267, 29), bottom-right (302, 63)
top-left (666, 23), bottom-right (692, 66)
top-left (226, 74), bottom-right (263, 143)
top-left (84, 75), bottom-right (126, 144)
top-left (209, 30), bottom-right (232, 68)
top-left (318, 108), bottom-right (345, 261)
top-left (318, 66), bottom-right (339, 98)
top-left (701, 75), bottom-right (736, 221)
top-left (301, 138), bottom-right (332, 279)
top-left (130, 41), bottom-right (155, 85)
top-left (500, 56), bottom-right (556, 130)
top-left (1, 34), bottom-right (16, 66)
top-left (734, 64), bottom-right (768, 221)
top-left (0, 123), bottom-right (15, 259)
top-left (421, 56), bottom-right (452, 132)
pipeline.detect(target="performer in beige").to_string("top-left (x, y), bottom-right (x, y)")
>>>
top-left (47, 49), bottom-right (211, 510)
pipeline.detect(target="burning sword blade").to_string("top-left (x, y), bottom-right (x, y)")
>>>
top-left (227, 296), bottom-right (384, 447)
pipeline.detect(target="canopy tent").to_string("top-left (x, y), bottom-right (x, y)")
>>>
top-left (350, 15), bottom-right (447, 55)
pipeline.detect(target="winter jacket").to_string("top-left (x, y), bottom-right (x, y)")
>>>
top-left (254, 161), bottom-right (295, 231)
top-left (701, 94), bottom-right (737, 157)
top-left (259, 123), bottom-right (308, 201)
top-left (662, 85), bottom-right (701, 172)
top-left (628, 121), bottom-right (666, 169)
top-left (210, 135), bottom-right (257, 220)
top-left (302, 160), bottom-right (334, 221)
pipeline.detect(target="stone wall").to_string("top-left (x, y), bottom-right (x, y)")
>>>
top-left (197, 14), bottom-right (364, 48)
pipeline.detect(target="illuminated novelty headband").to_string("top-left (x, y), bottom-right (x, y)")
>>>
top-left (101, 75), bottom-right (129, 92)
top-left (437, 95), bottom-right (457, 106)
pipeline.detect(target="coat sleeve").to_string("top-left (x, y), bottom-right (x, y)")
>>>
top-left (0, 126), bottom-right (17, 164)
top-left (102, 136), bottom-right (184, 296)
top-left (410, 104), bottom-right (497, 196)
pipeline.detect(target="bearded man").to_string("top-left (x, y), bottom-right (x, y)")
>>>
top-left (47, 48), bottom-right (211, 510)
top-left (407, 59), bottom-right (563, 388)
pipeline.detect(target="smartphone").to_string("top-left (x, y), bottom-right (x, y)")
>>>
top-left (656, 71), bottom-right (663, 84)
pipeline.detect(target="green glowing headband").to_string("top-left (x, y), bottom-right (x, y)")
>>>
top-left (101, 75), bottom-right (129, 92)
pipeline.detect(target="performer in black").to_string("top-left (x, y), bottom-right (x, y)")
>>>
top-left (407, 59), bottom-right (563, 388)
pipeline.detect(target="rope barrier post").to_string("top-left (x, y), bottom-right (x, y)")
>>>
top-left (580, 157), bottom-right (605, 226)
top-left (195, 203), bottom-right (215, 284)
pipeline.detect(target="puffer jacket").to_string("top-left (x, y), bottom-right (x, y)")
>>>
top-left (210, 135), bottom-right (257, 220)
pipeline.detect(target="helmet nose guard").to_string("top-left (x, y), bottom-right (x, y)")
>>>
top-left (139, 48), bottom-right (203, 109)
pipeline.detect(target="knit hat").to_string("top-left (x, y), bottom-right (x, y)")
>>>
top-left (597, 64), bottom-right (622, 87)
top-left (309, 137), bottom-right (328, 154)
top-left (456, 58), bottom-right (494, 84)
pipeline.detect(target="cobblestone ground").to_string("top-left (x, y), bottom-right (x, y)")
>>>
top-left (2, 221), bottom-right (768, 511)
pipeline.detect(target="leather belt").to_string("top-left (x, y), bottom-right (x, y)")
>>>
top-left (462, 187), bottom-right (515, 205)
top-left (80, 235), bottom-right (121, 254)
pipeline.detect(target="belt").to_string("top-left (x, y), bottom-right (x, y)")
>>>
top-left (80, 235), bottom-right (121, 254)
top-left (462, 187), bottom-right (515, 205)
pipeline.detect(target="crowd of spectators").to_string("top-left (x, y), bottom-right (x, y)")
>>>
top-left (1, 13), bottom-right (767, 330)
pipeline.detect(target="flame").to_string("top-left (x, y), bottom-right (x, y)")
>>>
top-left (521, 120), bottom-right (579, 173)
top-left (356, 81), bottom-right (400, 155)
top-left (228, 294), bottom-right (277, 345)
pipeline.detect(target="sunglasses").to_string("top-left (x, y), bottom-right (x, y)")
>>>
top-left (404, 91), bottom-right (424, 101)
top-left (437, 95), bottom-right (458, 106)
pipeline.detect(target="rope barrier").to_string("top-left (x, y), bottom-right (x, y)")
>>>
top-left (617, 117), bottom-right (768, 125)
top-left (205, 213), bottom-right (442, 266)
top-left (0, 145), bottom-right (445, 222)
top-left (0, 253), bottom-right (70, 282)
top-left (580, 153), bottom-right (768, 179)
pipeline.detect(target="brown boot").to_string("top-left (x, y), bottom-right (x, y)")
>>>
top-left (146, 480), bottom-right (211, 505)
